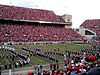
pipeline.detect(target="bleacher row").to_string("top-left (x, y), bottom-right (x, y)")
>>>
top-left (81, 19), bottom-right (100, 36)
top-left (0, 4), bottom-right (85, 42)
top-left (0, 22), bottom-right (84, 42)
top-left (0, 23), bottom-right (83, 41)
top-left (0, 4), bottom-right (65, 23)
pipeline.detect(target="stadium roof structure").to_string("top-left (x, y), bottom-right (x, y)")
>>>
top-left (80, 19), bottom-right (100, 36)
top-left (0, 4), bottom-right (71, 25)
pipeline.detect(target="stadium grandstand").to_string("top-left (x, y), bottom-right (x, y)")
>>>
top-left (77, 19), bottom-right (100, 49)
top-left (77, 19), bottom-right (100, 40)
top-left (0, 4), bottom-right (85, 45)
top-left (0, 4), bottom-right (100, 75)
top-left (80, 19), bottom-right (100, 37)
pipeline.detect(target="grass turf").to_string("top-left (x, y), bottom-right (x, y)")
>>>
top-left (0, 43), bottom-right (92, 69)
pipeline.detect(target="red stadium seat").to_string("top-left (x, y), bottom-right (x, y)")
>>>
top-left (0, 22), bottom-right (84, 42)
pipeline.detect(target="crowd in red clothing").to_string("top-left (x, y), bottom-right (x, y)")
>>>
top-left (0, 22), bottom-right (84, 42)
top-left (27, 48), bottom-right (100, 75)
top-left (27, 61), bottom-right (100, 75)
top-left (0, 4), bottom-right (65, 23)
top-left (0, 4), bottom-right (85, 43)
top-left (80, 19), bottom-right (100, 36)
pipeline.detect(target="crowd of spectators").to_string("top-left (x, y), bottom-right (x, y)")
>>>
top-left (0, 22), bottom-right (84, 42)
top-left (27, 57), bottom-right (100, 75)
top-left (0, 4), bottom-right (65, 23)
top-left (80, 19), bottom-right (100, 36)
top-left (36, 63), bottom-right (100, 75)
top-left (0, 5), bottom-right (85, 43)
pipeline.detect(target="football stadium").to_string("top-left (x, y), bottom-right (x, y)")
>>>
top-left (0, 4), bottom-right (100, 75)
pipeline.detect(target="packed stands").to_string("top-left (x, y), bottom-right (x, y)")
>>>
top-left (0, 4), bottom-right (84, 43)
top-left (80, 19), bottom-right (100, 36)
top-left (0, 4), bottom-right (66, 23)
top-left (0, 21), bottom-right (84, 42)
top-left (80, 19), bottom-right (100, 49)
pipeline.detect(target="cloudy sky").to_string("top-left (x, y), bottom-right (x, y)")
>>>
top-left (0, 0), bottom-right (100, 28)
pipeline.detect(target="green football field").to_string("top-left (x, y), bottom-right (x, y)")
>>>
top-left (0, 43), bottom-right (92, 69)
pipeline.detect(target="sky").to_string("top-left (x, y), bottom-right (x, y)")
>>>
top-left (0, 0), bottom-right (100, 28)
